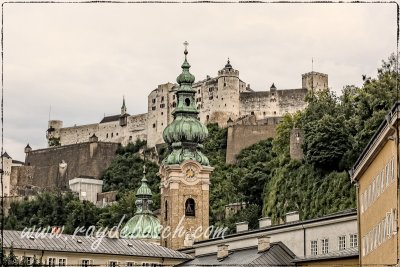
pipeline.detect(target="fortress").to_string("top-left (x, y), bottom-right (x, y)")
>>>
top-left (46, 60), bottom-right (328, 153)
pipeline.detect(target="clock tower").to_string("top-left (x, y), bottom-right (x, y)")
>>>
top-left (159, 42), bottom-right (213, 250)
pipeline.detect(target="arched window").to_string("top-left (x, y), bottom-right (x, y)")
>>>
top-left (185, 198), bottom-right (195, 217)
top-left (165, 200), bottom-right (168, 220)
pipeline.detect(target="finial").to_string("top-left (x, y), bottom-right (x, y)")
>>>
top-left (183, 41), bottom-right (189, 54)
top-left (142, 165), bottom-right (148, 182)
top-left (227, 57), bottom-right (230, 64)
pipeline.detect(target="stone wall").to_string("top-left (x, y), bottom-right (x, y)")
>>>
top-left (11, 141), bottom-right (119, 193)
top-left (290, 128), bottom-right (304, 160)
top-left (226, 122), bottom-right (278, 164)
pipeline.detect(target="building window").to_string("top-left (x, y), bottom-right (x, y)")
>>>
top-left (111, 133), bottom-right (114, 138)
top-left (58, 258), bottom-right (67, 266)
top-left (152, 123), bottom-right (156, 128)
top-left (161, 96), bottom-right (164, 102)
top-left (126, 262), bottom-right (136, 267)
top-left (172, 102), bottom-right (176, 108)
top-left (129, 136), bottom-right (132, 141)
top-left (152, 106), bottom-right (156, 111)
top-left (160, 104), bottom-right (165, 108)
top-left (106, 133), bottom-right (109, 138)
top-left (152, 98), bottom-right (156, 104)
top-left (48, 257), bottom-right (57, 266)
top-left (310, 240), bottom-right (318, 256)
top-left (81, 259), bottom-right (92, 267)
top-left (321, 238), bottom-right (329, 254)
top-left (185, 198), bottom-right (195, 217)
top-left (338, 235), bottom-right (346, 250)
top-left (251, 111), bottom-right (254, 115)
top-left (161, 112), bottom-right (163, 115)
top-left (386, 163), bottom-right (390, 186)
top-left (350, 234), bottom-right (358, 248)
top-left (108, 261), bottom-right (118, 267)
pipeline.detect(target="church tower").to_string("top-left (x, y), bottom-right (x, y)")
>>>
top-left (159, 42), bottom-right (213, 250)
top-left (119, 96), bottom-right (128, 127)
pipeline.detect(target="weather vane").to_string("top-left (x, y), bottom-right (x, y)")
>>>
top-left (183, 41), bottom-right (189, 51)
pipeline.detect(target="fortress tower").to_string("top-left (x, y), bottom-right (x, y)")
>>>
top-left (159, 43), bottom-right (213, 250)
top-left (302, 71), bottom-right (328, 93)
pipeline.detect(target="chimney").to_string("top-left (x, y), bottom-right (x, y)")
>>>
top-left (235, 221), bottom-right (248, 233)
top-left (108, 228), bottom-right (120, 239)
top-left (259, 217), bottom-right (272, 228)
top-left (285, 211), bottom-right (300, 223)
top-left (257, 236), bottom-right (271, 253)
top-left (217, 244), bottom-right (229, 259)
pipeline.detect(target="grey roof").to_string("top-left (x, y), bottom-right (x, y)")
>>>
top-left (3, 230), bottom-right (192, 260)
top-left (179, 242), bottom-right (295, 266)
top-left (2, 151), bottom-right (11, 158)
top-left (100, 114), bottom-right (130, 123)
top-left (293, 247), bottom-right (358, 262)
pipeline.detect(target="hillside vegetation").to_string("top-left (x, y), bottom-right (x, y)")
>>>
top-left (4, 54), bottom-right (398, 233)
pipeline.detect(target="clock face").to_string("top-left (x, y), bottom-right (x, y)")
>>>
top-left (185, 167), bottom-right (196, 181)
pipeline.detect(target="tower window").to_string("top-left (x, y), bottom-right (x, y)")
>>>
top-left (152, 99), bottom-right (156, 104)
top-left (106, 133), bottom-right (109, 138)
top-left (160, 104), bottom-right (165, 108)
top-left (165, 200), bottom-right (168, 220)
top-left (172, 102), bottom-right (177, 108)
top-left (161, 96), bottom-right (164, 102)
top-left (185, 198), bottom-right (195, 217)
top-left (152, 123), bottom-right (156, 128)
top-left (185, 98), bottom-right (191, 106)
top-left (111, 133), bottom-right (114, 138)
top-left (251, 111), bottom-right (254, 115)
top-left (152, 106), bottom-right (156, 111)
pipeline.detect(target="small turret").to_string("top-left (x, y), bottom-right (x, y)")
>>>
top-left (218, 58), bottom-right (239, 77)
top-left (270, 83), bottom-right (277, 91)
top-left (24, 144), bottom-right (32, 154)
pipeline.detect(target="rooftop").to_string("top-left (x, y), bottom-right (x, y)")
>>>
top-left (178, 242), bottom-right (295, 266)
top-left (3, 230), bottom-right (192, 260)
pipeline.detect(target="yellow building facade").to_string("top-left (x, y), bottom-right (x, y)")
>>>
top-left (351, 102), bottom-right (399, 266)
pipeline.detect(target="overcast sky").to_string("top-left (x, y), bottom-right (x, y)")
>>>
top-left (3, 2), bottom-right (397, 161)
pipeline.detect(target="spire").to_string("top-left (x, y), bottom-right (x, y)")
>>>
top-left (270, 83), bottom-right (276, 90)
top-left (121, 96), bottom-right (127, 115)
top-left (162, 42), bottom-right (209, 166)
top-left (2, 151), bottom-right (11, 159)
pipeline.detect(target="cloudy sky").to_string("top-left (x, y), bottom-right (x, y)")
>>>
top-left (3, 2), bottom-right (397, 160)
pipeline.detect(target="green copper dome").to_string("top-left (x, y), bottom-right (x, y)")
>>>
top-left (121, 166), bottom-right (160, 240)
top-left (162, 42), bottom-right (209, 166)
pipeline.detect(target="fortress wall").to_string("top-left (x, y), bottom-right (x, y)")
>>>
top-left (22, 142), bottom-right (119, 190)
top-left (226, 124), bottom-right (277, 164)
top-left (239, 88), bottom-right (308, 120)
top-left (59, 123), bottom-right (99, 145)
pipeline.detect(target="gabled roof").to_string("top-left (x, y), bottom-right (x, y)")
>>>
top-left (3, 230), bottom-right (192, 260)
top-left (2, 151), bottom-right (11, 159)
top-left (178, 242), bottom-right (295, 266)
top-left (100, 115), bottom-right (121, 123)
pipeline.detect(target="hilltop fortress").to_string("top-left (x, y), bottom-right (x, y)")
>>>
top-left (46, 60), bottom-right (328, 152)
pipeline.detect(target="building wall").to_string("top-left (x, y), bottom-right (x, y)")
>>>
top-left (301, 72), bottom-right (328, 93)
top-left (69, 177), bottom-right (103, 204)
top-left (10, 142), bottom-right (119, 194)
top-left (5, 248), bottom-right (185, 266)
top-left (1, 156), bottom-right (13, 196)
top-left (357, 139), bottom-right (397, 265)
top-left (190, 214), bottom-right (357, 259)
top-left (296, 257), bottom-right (358, 267)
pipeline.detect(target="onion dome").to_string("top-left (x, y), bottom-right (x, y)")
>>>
top-left (121, 166), bottom-right (160, 240)
top-left (224, 58), bottom-right (232, 69)
top-left (162, 42), bottom-right (210, 166)
top-left (176, 48), bottom-right (195, 85)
